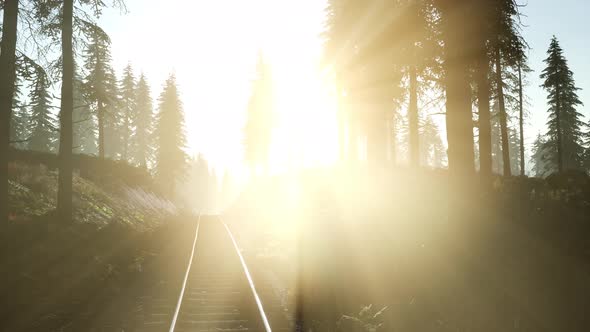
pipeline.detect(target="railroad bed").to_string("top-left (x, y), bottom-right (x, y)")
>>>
top-left (136, 217), bottom-right (291, 332)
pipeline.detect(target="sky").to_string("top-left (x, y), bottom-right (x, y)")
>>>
top-left (99, 0), bottom-right (332, 175)
top-left (99, 0), bottom-right (590, 173)
top-left (520, 0), bottom-right (590, 145)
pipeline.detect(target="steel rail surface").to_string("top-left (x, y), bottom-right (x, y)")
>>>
top-left (221, 217), bottom-right (273, 332)
top-left (168, 216), bottom-right (201, 332)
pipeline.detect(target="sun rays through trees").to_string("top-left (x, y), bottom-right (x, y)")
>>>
top-left (1, 0), bottom-right (589, 221)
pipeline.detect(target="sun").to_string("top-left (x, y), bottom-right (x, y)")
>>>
top-left (265, 57), bottom-right (340, 173)
top-left (257, 0), bottom-right (338, 173)
top-left (112, 0), bottom-right (335, 175)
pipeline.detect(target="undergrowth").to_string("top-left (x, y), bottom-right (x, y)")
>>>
top-left (7, 161), bottom-right (175, 229)
top-left (1, 161), bottom-right (189, 331)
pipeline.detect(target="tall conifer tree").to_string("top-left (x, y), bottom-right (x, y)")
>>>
top-left (530, 133), bottom-right (550, 177)
top-left (10, 76), bottom-right (29, 149)
top-left (490, 0), bottom-right (527, 176)
top-left (73, 70), bottom-right (98, 155)
top-left (119, 63), bottom-right (136, 162)
top-left (132, 73), bottom-right (154, 168)
top-left (28, 68), bottom-right (57, 152)
top-left (154, 74), bottom-right (187, 196)
top-left (82, 24), bottom-right (119, 159)
top-left (540, 36), bottom-right (584, 173)
top-left (420, 116), bottom-right (446, 168)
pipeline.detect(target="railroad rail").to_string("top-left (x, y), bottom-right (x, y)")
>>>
top-left (137, 216), bottom-right (289, 332)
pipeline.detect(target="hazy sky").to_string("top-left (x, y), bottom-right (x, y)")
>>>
top-left (101, 0), bottom-right (330, 174)
top-left (99, 0), bottom-right (589, 172)
top-left (520, 0), bottom-right (589, 144)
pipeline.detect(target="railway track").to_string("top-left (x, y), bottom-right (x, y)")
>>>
top-left (137, 216), bottom-right (290, 332)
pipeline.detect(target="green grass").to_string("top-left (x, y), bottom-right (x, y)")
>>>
top-left (7, 161), bottom-right (174, 229)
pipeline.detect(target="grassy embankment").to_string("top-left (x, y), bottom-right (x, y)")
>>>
top-left (0, 152), bottom-right (192, 332)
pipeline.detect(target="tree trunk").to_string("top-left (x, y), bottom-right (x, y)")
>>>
top-left (441, 7), bottom-right (475, 183)
top-left (57, 0), bottom-right (74, 224)
top-left (555, 82), bottom-right (563, 172)
top-left (408, 65), bottom-right (419, 167)
top-left (476, 51), bottom-right (492, 182)
top-left (0, 0), bottom-right (19, 224)
top-left (436, 0), bottom-right (478, 222)
top-left (494, 48), bottom-right (511, 176)
top-left (98, 101), bottom-right (105, 159)
top-left (518, 63), bottom-right (525, 176)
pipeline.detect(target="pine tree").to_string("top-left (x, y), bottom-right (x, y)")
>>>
top-left (420, 116), bottom-right (446, 168)
top-left (324, 0), bottom-right (366, 163)
top-left (491, 54), bottom-right (531, 176)
top-left (492, 0), bottom-right (519, 176)
top-left (104, 80), bottom-right (122, 159)
top-left (28, 68), bottom-right (57, 153)
top-left (395, 0), bottom-right (440, 167)
top-left (324, 0), bottom-right (420, 164)
top-left (472, 0), bottom-right (527, 178)
top-left (490, 0), bottom-right (527, 177)
top-left (493, 49), bottom-right (511, 176)
top-left (154, 74), bottom-right (188, 196)
top-left (530, 133), bottom-right (551, 177)
top-left (119, 63), bottom-right (137, 162)
top-left (10, 76), bottom-right (30, 149)
top-left (132, 73), bottom-right (154, 168)
top-left (432, 135), bottom-right (447, 169)
top-left (489, 58), bottom-right (524, 176)
top-left (540, 36), bottom-right (585, 173)
top-left (30, 0), bottom-right (127, 223)
top-left (473, 0), bottom-right (494, 181)
top-left (244, 53), bottom-right (274, 175)
top-left (490, 116), bottom-right (503, 174)
top-left (82, 24), bottom-right (119, 159)
top-left (584, 123), bottom-right (590, 172)
top-left (508, 127), bottom-right (521, 175)
top-left (73, 71), bottom-right (98, 155)
top-left (516, 60), bottom-right (532, 176)
top-left (435, 0), bottom-right (477, 181)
